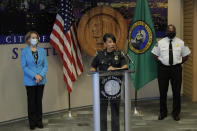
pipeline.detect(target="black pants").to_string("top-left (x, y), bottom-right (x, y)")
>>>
top-left (158, 63), bottom-right (182, 116)
top-left (26, 85), bottom-right (44, 126)
top-left (100, 99), bottom-right (120, 131)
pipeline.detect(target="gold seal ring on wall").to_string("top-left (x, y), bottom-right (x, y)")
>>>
top-left (77, 6), bottom-right (127, 56)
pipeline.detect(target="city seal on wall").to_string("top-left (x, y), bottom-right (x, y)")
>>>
top-left (128, 21), bottom-right (153, 54)
top-left (77, 6), bottom-right (127, 56)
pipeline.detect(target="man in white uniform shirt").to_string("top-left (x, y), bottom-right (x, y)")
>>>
top-left (152, 24), bottom-right (191, 121)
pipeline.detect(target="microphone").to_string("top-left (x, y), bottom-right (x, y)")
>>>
top-left (126, 53), bottom-right (135, 65)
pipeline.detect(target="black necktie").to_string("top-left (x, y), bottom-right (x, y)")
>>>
top-left (169, 39), bottom-right (173, 65)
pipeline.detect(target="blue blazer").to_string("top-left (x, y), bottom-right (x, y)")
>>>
top-left (21, 46), bottom-right (48, 86)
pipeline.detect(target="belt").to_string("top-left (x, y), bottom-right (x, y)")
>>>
top-left (158, 61), bottom-right (182, 67)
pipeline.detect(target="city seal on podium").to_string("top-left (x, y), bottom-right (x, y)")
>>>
top-left (128, 21), bottom-right (153, 54)
top-left (100, 76), bottom-right (122, 99)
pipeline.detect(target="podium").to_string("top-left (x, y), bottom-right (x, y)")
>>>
top-left (89, 70), bottom-right (134, 131)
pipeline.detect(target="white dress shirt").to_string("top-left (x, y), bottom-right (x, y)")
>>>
top-left (151, 37), bottom-right (191, 66)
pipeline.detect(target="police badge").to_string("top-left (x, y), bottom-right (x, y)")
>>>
top-left (128, 21), bottom-right (153, 54)
top-left (114, 51), bottom-right (119, 61)
top-left (114, 55), bottom-right (119, 61)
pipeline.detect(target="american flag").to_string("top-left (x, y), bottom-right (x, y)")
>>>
top-left (50, 0), bottom-right (83, 92)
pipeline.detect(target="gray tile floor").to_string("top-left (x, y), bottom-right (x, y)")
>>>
top-left (1, 97), bottom-right (197, 131)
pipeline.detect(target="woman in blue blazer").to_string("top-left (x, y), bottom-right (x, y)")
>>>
top-left (21, 31), bottom-right (48, 130)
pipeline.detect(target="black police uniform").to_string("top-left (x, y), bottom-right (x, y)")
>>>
top-left (91, 49), bottom-right (127, 131)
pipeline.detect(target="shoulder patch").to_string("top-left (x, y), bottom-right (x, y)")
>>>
top-left (95, 50), bottom-right (104, 56)
top-left (121, 51), bottom-right (125, 56)
top-left (95, 51), bottom-right (98, 56)
top-left (155, 43), bottom-right (158, 47)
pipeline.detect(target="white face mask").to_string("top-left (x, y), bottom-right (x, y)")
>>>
top-left (30, 38), bottom-right (38, 46)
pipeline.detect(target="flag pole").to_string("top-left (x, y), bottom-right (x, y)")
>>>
top-left (134, 89), bottom-right (138, 115)
top-left (68, 92), bottom-right (72, 118)
top-left (133, 89), bottom-right (143, 116)
top-left (133, 89), bottom-right (141, 116)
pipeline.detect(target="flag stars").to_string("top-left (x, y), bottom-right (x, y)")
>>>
top-left (57, 0), bottom-right (75, 33)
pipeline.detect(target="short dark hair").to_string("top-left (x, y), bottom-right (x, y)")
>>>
top-left (167, 24), bottom-right (176, 32)
top-left (103, 33), bottom-right (116, 43)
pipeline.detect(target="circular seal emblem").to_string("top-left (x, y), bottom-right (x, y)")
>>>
top-left (77, 6), bottom-right (127, 56)
top-left (128, 21), bottom-right (153, 54)
top-left (100, 76), bottom-right (122, 99)
top-left (104, 80), bottom-right (120, 96)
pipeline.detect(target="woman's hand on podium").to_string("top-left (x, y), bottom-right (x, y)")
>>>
top-left (90, 67), bottom-right (96, 72)
top-left (108, 65), bottom-right (128, 71)
top-left (107, 66), bottom-right (116, 71)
